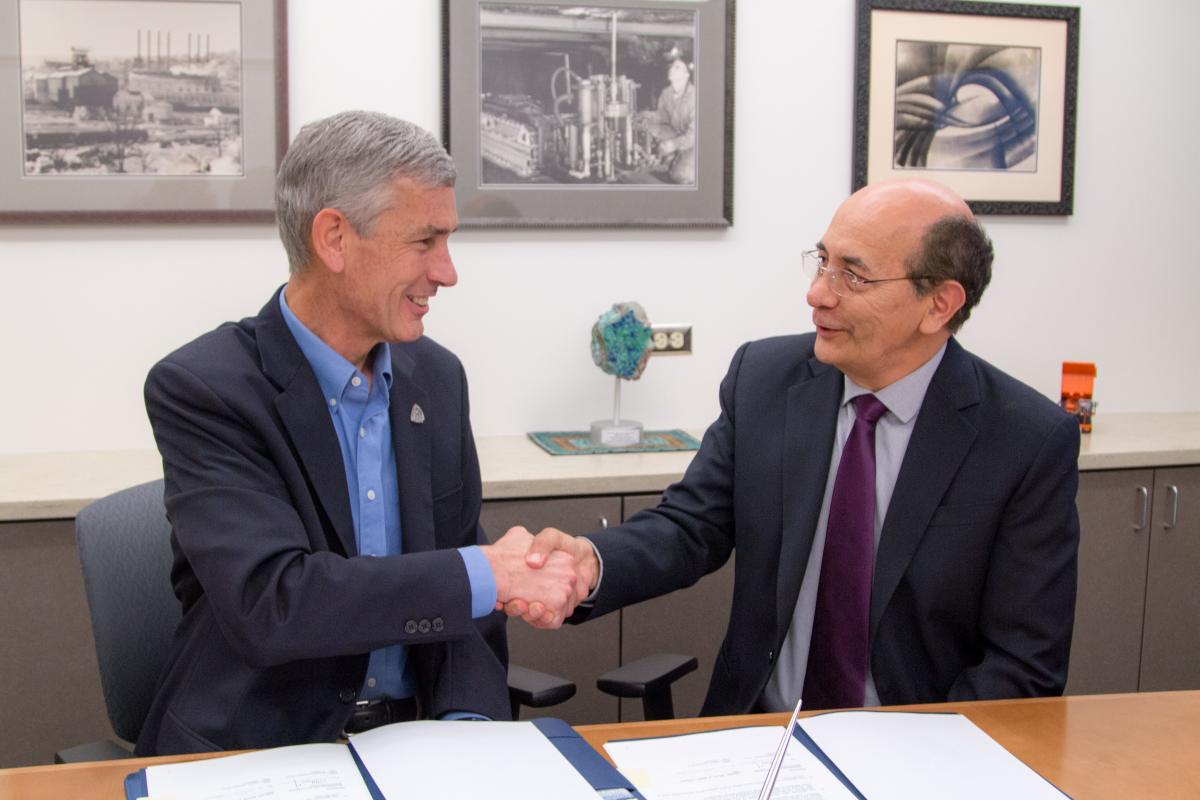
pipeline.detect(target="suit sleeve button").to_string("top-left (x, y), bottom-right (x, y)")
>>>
top-left (418, 619), bottom-right (432, 633)
top-left (338, 688), bottom-right (357, 704)
top-left (432, 617), bottom-right (444, 632)
top-left (404, 620), bottom-right (418, 634)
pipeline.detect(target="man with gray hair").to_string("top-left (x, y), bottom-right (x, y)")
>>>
top-left (138, 111), bottom-right (582, 755)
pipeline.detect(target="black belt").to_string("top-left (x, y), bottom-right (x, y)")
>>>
top-left (343, 696), bottom-right (419, 735)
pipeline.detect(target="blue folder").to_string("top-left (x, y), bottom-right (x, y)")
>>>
top-left (124, 718), bottom-right (644, 800)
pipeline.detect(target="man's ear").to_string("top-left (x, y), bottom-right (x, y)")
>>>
top-left (309, 207), bottom-right (352, 274)
top-left (919, 279), bottom-right (966, 334)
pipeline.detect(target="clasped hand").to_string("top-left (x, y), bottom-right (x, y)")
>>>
top-left (482, 526), bottom-right (594, 628)
top-left (481, 526), bottom-right (598, 629)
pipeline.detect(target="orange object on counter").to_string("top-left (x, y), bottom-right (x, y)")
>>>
top-left (1061, 362), bottom-right (1097, 433)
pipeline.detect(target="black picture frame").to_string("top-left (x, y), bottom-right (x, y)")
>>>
top-left (1, 0), bottom-right (288, 224)
top-left (853, 0), bottom-right (1079, 215)
top-left (442, 0), bottom-right (735, 227)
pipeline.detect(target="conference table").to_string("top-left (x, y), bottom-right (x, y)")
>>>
top-left (1, 691), bottom-right (1197, 799)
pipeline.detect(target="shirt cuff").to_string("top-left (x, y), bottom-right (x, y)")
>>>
top-left (458, 545), bottom-right (497, 618)
top-left (579, 537), bottom-right (604, 606)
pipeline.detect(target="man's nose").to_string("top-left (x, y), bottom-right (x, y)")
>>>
top-left (430, 245), bottom-right (458, 287)
top-left (806, 270), bottom-right (838, 308)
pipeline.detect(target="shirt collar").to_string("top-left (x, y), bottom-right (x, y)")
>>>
top-left (841, 341), bottom-right (948, 424)
top-left (278, 288), bottom-right (393, 403)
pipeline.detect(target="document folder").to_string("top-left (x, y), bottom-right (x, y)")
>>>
top-left (605, 711), bottom-right (1070, 800)
top-left (125, 718), bottom-right (644, 800)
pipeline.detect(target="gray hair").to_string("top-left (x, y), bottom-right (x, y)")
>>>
top-left (274, 111), bottom-right (456, 274)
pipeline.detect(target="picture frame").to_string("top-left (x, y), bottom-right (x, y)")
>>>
top-left (852, 0), bottom-right (1079, 215)
top-left (442, 0), bottom-right (735, 227)
top-left (1, 0), bottom-right (288, 224)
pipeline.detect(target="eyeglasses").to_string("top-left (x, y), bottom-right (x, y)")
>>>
top-left (801, 250), bottom-right (931, 298)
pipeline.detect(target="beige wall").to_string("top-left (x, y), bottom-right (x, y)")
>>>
top-left (1, 0), bottom-right (1197, 456)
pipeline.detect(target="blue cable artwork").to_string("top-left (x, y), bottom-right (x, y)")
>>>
top-left (893, 41), bottom-right (1040, 172)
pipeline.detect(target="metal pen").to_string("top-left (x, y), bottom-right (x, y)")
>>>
top-left (757, 695), bottom-right (804, 800)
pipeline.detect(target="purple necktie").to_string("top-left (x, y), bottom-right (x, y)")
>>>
top-left (803, 393), bottom-right (888, 710)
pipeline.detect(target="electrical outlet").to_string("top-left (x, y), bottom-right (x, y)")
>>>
top-left (650, 324), bottom-right (692, 355)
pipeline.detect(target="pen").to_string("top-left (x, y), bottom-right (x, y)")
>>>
top-left (756, 695), bottom-right (804, 800)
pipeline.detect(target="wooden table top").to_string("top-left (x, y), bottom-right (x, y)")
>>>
top-left (2, 691), bottom-right (1197, 800)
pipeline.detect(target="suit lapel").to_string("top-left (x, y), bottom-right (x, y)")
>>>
top-left (869, 339), bottom-right (980, 642)
top-left (389, 348), bottom-right (434, 554)
top-left (258, 289), bottom-right (357, 557)
top-left (775, 357), bottom-right (842, 646)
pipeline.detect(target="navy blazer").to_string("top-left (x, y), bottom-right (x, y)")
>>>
top-left (577, 334), bottom-right (1079, 713)
top-left (137, 289), bottom-right (509, 755)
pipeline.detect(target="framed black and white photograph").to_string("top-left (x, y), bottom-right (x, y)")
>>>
top-left (852, 0), bottom-right (1079, 215)
top-left (0, 0), bottom-right (288, 223)
top-left (442, 0), bottom-right (735, 227)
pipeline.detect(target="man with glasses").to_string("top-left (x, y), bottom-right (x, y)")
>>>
top-left (512, 179), bottom-right (1080, 714)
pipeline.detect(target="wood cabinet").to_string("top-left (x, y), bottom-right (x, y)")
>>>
top-left (0, 520), bottom-right (111, 767)
top-left (1066, 466), bottom-right (1200, 695)
top-left (1139, 466), bottom-right (1200, 691)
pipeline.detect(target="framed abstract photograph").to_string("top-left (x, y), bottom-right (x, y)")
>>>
top-left (0, 0), bottom-right (288, 223)
top-left (852, 0), bottom-right (1079, 215)
top-left (442, 0), bottom-right (736, 227)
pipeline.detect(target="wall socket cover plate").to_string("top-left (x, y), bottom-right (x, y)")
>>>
top-left (651, 324), bottom-right (692, 355)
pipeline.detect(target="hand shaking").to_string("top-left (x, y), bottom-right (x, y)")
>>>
top-left (502, 526), bottom-right (599, 630)
top-left (481, 526), bottom-right (583, 628)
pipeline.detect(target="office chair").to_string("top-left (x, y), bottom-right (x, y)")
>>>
top-left (56, 480), bottom-right (178, 762)
top-left (597, 653), bottom-right (698, 721)
top-left (55, 480), bottom-right (575, 763)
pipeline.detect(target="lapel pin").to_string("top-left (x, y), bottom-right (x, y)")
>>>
top-left (410, 403), bottom-right (425, 424)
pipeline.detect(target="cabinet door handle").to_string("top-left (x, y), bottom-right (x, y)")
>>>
top-left (1163, 485), bottom-right (1180, 530)
top-left (1134, 486), bottom-right (1150, 531)
top-left (598, 516), bottom-right (609, 529)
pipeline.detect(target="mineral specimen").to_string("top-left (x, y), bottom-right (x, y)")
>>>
top-left (591, 302), bottom-right (654, 380)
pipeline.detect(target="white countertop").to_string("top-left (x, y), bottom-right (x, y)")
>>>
top-left (2, 413), bottom-right (1197, 522)
top-left (1076, 412), bottom-right (1200, 469)
top-left (477, 432), bottom-right (703, 500)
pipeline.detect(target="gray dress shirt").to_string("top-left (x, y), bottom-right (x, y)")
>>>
top-left (761, 343), bottom-right (947, 711)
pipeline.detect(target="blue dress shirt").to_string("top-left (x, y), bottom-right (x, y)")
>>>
top-left (279, 291), bottom-right (496, 703)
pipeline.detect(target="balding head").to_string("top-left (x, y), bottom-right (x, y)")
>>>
top-left (807, 179), bottom-right (992, 389)
top-left (832, 180), bottom-right (973, 263)
top-left (834, 179), bottom-right (991, 332)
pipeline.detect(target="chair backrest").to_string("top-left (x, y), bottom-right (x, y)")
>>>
top-left (75, 479), bottom-right (180, 744)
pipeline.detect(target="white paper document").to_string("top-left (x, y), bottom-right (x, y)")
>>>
top-left (797, 711), bottom-right (1068, 800)
top-left (349, 720), bottom-right (599, 800)
top-left (141, 720), bottom-right (600, 800)
top-left (604, 725), bottom-right (857, 800)
top-left (145, 742), bottom-right (373, 800)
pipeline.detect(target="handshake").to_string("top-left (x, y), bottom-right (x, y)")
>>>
top-left (480, 526), bottom-right (599, 629)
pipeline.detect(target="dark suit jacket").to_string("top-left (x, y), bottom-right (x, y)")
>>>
top-left (137, 289), bottom-right (509, 755)
top-left (577, 334), bottom-right (1079, 713)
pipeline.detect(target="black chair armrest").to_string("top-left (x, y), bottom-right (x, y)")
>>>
top-left (508, 665), bottom-right (577, 719)
top-left (55, 739), bottom-right (135, 763)
top-left (596, 653), bottom-right (698, 720)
